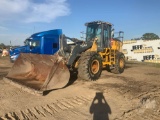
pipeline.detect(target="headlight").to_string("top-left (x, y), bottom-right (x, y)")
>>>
top-left (11, 55), bottom-right (16, 58)
top-left (10, 54), bottom-right (19, 59)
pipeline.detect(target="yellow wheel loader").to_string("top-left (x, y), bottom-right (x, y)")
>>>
top-left (4, 21), bottom-right (125, 95)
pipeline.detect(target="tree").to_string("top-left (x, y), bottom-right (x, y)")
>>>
top-left (142, 33), bottom-right (159, 40)
top-left (0, 43), bottom-right (6, 48)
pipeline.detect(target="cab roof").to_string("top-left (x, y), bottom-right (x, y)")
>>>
top-left (85, 21), bottom-right (112, 26)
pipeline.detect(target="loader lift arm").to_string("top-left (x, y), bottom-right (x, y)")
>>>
top-left (58, 35), bottom-right (93, 66)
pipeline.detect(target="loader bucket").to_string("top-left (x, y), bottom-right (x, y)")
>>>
top-left (4, 53), bottom-right (70, 94)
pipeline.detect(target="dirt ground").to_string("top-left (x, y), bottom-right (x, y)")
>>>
top-left (0, 55), bottom-right (160, 120)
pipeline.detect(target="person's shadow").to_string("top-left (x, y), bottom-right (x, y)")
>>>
top-left (90, 92), bottom-right (111, 120)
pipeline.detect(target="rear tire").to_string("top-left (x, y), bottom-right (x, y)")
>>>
top-left (78, 52), bottom-right (102, 81)
top-left (111, 52), bottom-right (125, 74)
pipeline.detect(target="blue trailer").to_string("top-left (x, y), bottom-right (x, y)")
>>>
top-left (10, 29), bottom-right (62, 62)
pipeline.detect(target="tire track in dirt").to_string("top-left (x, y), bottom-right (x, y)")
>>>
top-left (110, 89), bottom-right (160, 120)
top-left (134, 87), bottom-right (160, 99)
top-left (112, 79), bottom-right (160, 120)
top-left (119, 109), bottom-right (160, 120)
top-left (118, 95), bottom-right (160, 120)
top-left (0, 95), bottom-right (93, 120)
top-left (94, 75), bottom-right (160, 100)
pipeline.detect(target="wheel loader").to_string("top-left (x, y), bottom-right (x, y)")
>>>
top-left (4, 21), bottom-right (125, 95)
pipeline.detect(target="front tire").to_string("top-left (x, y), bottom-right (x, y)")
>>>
top-left (78, 52), bottom-right (102, 81)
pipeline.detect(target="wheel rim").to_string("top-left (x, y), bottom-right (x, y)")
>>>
top-left (91, 60), bottom-right (100, 74)
top-left (119, 58), bottom-right (124, 68)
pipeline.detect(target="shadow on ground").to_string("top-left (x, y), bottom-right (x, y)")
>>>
top-left (90, 92), bottom-right (111, 120)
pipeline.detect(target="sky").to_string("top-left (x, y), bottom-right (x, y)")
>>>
top-left (0, 0), bottom-right (160, 45)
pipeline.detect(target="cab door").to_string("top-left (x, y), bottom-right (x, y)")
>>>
top-left (102, 24), bottom-right (111, 48)
top-left (43, 36), bottom-right (59, 55)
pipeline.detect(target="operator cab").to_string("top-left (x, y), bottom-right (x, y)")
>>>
top-left (85, 21), bottom-right (112, 50)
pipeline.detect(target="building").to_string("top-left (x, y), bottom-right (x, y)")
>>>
top-left (122, 39), bottom-right (160, 63)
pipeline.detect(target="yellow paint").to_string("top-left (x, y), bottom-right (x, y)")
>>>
top-left (76, 38), bottom-right (123, 68)
top-left (90, 38), bottom-right (98, 52)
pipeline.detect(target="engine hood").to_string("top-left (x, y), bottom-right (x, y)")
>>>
top-left (10, 45), bottom-right (29, 56)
